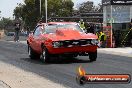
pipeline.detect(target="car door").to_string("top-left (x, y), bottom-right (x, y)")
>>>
top-left (32, 26), bottom-right (43, 52)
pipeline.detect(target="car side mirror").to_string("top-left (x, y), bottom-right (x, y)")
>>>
top-left (30, 31), bottom-right (33, 34)
top-left (29, 31), bottom-right (33, 36)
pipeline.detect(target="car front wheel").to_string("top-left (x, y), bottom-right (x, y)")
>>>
top-left (89, 51), bottom-right (97, 62)
top-left (40, 47), bottom-right (50, 63)
top-left (28, 45), bottom-right (39, 59)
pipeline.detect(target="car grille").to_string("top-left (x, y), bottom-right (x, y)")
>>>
top-left (60, 39), bottom-right (92, 47)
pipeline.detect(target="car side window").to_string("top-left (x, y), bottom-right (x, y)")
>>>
top-left (34, 26), bottom-right (42, 36)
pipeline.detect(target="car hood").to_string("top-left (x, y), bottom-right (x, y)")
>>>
top-left (43, 29), bottom-right (98, 41)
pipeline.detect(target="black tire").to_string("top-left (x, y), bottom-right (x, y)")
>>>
top-left (40, 47), bottom-right (50, 63)
top-left (28, 45), bottom-right (39, 59)
top-left (89, 50), bottom-right (97, 62)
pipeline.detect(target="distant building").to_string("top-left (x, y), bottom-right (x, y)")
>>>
top-left (102, 0), bottom-right (132, 47)
top-left (102, 0), bottom-right (132, 30)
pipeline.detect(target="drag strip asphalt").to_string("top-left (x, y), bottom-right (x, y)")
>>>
top-left (0, 41), bottom-right (132, 88)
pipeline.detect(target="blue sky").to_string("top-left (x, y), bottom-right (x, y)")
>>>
top-left (0, 0), bottom-right (101, 19)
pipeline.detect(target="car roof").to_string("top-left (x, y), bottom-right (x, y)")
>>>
top-left (37, 23), bottom-right (46, 26)
top-left (48, 22), bottom-right (77, 25)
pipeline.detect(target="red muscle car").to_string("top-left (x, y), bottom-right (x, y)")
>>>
top-left (27, 22), bottom-right (99, 63)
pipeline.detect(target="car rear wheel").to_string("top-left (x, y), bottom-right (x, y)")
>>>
top-left (28, 45), bottom-right (39, 59)
top-left (89, 51), bottom-right (97, 62)
top-left (40, 47), bottom-right (50, 63)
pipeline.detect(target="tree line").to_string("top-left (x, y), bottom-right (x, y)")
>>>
top-left (0, 0), bottom-right (102, 31)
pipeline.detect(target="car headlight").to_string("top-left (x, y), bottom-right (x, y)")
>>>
top-left (91, 39), bottom-right (99, 45)
top-left (52, 41), bottom-right (63, 48)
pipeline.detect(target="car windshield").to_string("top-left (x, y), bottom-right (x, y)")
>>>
top-left (44, 24), bottom-right (84, 34)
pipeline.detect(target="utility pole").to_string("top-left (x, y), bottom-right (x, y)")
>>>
top-left (38, 0), bottom-right (47, 23)
top-left (110, 5), bottom-right (113, 48)
top-left (45, 0), bottom-right (47, 24)
top-left (40, 0), bottom-right (41, 16)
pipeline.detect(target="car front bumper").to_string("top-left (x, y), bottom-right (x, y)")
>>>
top-left (48, 45), bottom-right (98, 54)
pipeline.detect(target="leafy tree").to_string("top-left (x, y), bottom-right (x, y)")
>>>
top-left (79, 1), bottom-right (94, 13)
top-left (0, 11), bottom-right (1, 17)
top-left (15, 0), bottom-right (38, 29)
top-left (13, 0), bottom-right (74, 30)
top-left (0, 17), bottom-right (13, 30)
top-left (78, 1), bottom-right (103, 13)
top-left (94, 3), bottom-right (103, 12)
